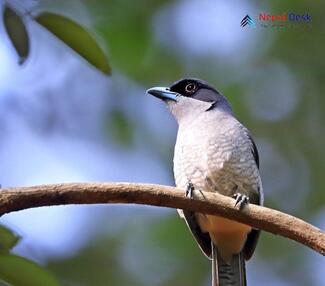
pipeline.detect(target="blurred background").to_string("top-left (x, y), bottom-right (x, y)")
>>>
top-left (0, 0), bottom-right (324, 285)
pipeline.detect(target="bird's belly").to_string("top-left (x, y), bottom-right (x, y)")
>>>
top-left (174, 144), bottom-right (253, 261)
top-left (197, 213), bottom-right (251, 262)
top-left (198, 215), bottom-right (251, 234)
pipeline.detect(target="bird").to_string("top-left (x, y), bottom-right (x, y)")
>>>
top-left (147, 78), bottom-right (263, 286)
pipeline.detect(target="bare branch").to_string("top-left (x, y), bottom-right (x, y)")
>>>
top-left (0, 183), bottom-right (324, 255)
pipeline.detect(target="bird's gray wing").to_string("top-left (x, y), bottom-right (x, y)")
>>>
top-left (243, 133), bottom-right (262, 260)
top-left (179, 209), bottom-right (212, 258)
top-left (248, 133), bottom-right (259, 168)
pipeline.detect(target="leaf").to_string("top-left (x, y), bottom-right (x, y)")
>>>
top-left (0, 254), bottom-right (60, 286)
top-left (3, 4), bottom-right (30, 64)
top-left (35, 12), bottom-right (111, 75)
top-left (0, 225), bottom-right (21, 254)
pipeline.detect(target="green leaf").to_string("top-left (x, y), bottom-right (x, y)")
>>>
top-left (0, 225), bottom-right (21, 254)
top-left (34, 12), bottom-right (111, 75)
top-left (3, 4), bottom-right (29, 64)
top-left (0, 254), bottom-right (60, 286)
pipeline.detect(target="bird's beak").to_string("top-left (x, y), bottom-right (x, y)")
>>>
top-left (147, 87), bottom-right (178, 102)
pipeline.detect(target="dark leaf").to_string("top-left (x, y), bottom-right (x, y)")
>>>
top-left (3, 4), bottom-right (29, 64)
top-left (0, 254), bottom-right (60, 286)
top-left (35, 12), bottom-right (111, 75)
top-left (0, 225), bottom-right (21, 254)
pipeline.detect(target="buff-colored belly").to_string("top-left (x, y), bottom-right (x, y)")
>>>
top-left (196, 213), bottom-right (251, 262)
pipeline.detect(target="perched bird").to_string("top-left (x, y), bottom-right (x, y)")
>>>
top-left (147, 78), bottom-right (263, 286)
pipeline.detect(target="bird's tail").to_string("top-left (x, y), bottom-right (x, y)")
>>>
top-left (211, 242), bottom-right (246, 286)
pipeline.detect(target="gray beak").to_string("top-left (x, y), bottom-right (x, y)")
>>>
top-left (147, 87), bottom-right (178, 102)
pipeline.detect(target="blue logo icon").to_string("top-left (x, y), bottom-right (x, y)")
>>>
top-left (241, 15), bottom-right (255, 27)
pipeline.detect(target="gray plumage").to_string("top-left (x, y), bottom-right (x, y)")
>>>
top-left (147, 78), bottom-right (263, 286)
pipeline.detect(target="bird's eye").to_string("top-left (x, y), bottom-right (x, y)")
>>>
top-left (185, 83), bottom-right (197, 94)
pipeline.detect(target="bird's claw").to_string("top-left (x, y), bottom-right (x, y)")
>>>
top-left (233, 193), bottom-right (249, 209)
top-left (186, 182), bottom-right (195, 199)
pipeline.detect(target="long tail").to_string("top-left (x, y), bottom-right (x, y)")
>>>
top-left (211, 242), bottom-right (246, 286)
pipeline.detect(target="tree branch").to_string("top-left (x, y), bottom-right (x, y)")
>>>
top-left (0, 183), bottom-right (324, 255)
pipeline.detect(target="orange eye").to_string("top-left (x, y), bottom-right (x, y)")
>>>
top-left (185, 83), bottom-right (196, 93)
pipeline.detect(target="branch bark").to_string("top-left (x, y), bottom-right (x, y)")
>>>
top-left (0, 182), bottom-right (324, 255)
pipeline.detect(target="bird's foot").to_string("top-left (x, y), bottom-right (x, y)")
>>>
top-left (233, 193), bottom-right (249, 209)
top-left (185, 182), bottom-right (195, 199)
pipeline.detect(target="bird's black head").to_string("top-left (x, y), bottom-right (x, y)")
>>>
top-left (169, 78), bottom-right (221, 103)
top-left (147, 78), bottom-right (232, 123)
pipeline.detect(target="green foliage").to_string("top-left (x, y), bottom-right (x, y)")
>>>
top-left (49, 236), bottom-right (131, 286)
top-left (2, 4), bottom-right (29, 64)
top-left (35, 12), bottom-right (111, 75)
top-left (0, 225), bottom-right (60, 286)
top-left (0, 254), bottom-right (60, 286)
top-left (93, 0), bottom-right (183, 82)
top-left (0, 225), bottom-right (20, 254)
top-left (2, 3), bottom-right (110, 74)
